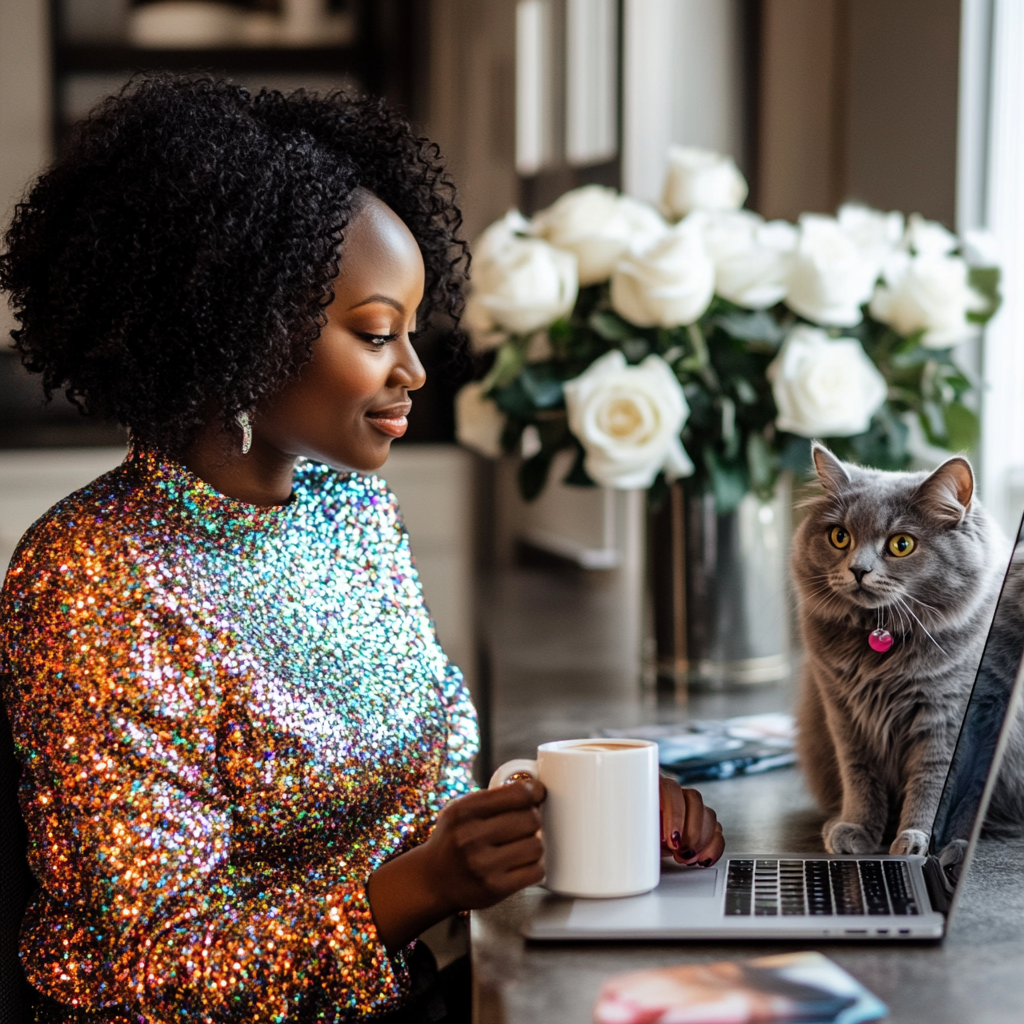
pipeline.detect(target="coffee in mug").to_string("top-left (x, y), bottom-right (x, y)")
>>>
top-left (489, 738), bottom-right (660, 898)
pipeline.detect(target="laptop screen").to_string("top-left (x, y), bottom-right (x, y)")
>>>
top-left (930, 510), bottom-right (1024, 888)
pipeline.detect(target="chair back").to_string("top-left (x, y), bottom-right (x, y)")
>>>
top-left (0, 701), bottom-right (37, 1022)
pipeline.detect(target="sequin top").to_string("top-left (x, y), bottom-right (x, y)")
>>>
top-left (0, 444), bottom-right (478, 1022)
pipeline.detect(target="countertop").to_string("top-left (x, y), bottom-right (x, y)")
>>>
top-left (472, 568), bottom-right (1024, 1024)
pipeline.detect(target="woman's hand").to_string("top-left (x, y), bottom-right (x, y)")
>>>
top-left (658, 776), bottom-right (724, 867)
top-left (366, 780), bottom-right (546, 953)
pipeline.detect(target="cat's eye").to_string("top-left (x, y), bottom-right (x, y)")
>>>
top-left (888, 534), bottom-right (916, 557)
top-left (829, 526), bottom-right (851, 549)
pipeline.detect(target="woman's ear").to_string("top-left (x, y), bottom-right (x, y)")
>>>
top-left (812, 442), bottom-right (850, 493)
top-left (913, 457), bottom-right (974, 526)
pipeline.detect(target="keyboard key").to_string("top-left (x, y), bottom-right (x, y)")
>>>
top-left (882, 860), bottom-right (920, 915)
top-left (725, 859), bottom-right (753, 916)
top-left (805, 860), bottom-right (833, 915)
top-left (858, 860), bottom-right (891, 915)
top-left (830, 860), bottom-right (865, 914)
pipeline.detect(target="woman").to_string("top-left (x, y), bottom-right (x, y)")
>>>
top-left (0, 78), bottom-right (724, 1023)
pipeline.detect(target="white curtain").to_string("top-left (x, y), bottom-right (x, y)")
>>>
top-left (974, 0), bottom-right (1024, 535)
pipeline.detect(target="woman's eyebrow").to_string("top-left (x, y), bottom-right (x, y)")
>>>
top-left (347, 294), bottom-right (405, 313)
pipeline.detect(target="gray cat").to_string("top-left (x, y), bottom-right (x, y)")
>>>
top-left (793, 443), bottom-right (1024, 856)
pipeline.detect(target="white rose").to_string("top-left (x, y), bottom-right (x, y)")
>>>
top-left (662, 146), bottom-right (748, 219)
top-left (472, 208), bottom-right (533, 263)
top-left (838, 203), bottom-right (904, 276)
top-left (564, 350), bottom-right (694, 489)
top-left (455, 382), bottom-right (506, 458)
top-left (610, 222), bottom-right (715, 327)
top-left (768, 325), bottom-right (888, 437)
top-left (465, 210), bottom-right (536, 351)
top-left (467, 235), bottom-right (578, 336)
top-left (532, 185), bottom-right (666, 286)
top-left (869, 251), bottom-right (986, 348)
top-left (785, 215), bottom-right (879, 327)
top-left (715, 220), bottom-right (797, 310)
top-left (902, 213), bottom-right (958, 257)
top-left (685, 208), bottom-right (762, 263)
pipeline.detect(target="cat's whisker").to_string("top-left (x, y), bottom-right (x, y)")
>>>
top-left (896, 595), bottom-right (948, 655)
top-left (797, 581), bottom-right (842, 605)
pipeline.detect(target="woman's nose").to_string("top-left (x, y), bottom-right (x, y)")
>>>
top-left (390, 336), bottom-right (427, 391)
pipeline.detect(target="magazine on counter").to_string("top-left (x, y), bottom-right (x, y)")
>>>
top-left (593, 951), bottom-right (888, 1024)
top-left (602, 713), bottom-right (796, 783)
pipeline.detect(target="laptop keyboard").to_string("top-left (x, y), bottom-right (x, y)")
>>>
top-left (724, 859), bottom-right (920, 916)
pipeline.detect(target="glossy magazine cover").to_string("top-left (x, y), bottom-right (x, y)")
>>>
top-left (593, 951), bottom-right (887, 1024)
top-left (603, 713), bottom-right (796, 783)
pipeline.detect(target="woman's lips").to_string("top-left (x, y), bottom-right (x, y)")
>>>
top-left (366, 406), bottom-right (411, 438)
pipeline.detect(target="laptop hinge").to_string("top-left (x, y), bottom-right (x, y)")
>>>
top-left (922, 856), bottom-right (952, 916)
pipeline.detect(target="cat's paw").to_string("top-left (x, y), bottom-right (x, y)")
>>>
top-left (890, 829), bottom-right (930, 856)
top-left (823, 820), bottom-right (879, 854)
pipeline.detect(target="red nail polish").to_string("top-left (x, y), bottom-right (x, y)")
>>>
top-left (671, 830), bottom-right (681, 848)
top-left (681, 848), bottom-right (696, 860)
top-left (700, 858), bottom-right (713, 867)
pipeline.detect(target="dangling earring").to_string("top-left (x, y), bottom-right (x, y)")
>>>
top-left (236, 411), bottom-right (252, 455)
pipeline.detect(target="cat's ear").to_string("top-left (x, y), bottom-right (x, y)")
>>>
top-left (914, 457), bottom-right (974, 526)
top-left (812, 443), bottom-right (851, 493)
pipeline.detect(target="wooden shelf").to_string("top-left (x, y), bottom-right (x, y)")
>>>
top-left (55, 44), bottom-right (363, 77)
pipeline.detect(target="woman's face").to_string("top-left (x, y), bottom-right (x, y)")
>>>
top-left (256, 194), bottom-right (427, 472)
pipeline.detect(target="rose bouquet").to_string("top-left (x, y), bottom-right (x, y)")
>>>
top-left (455, 147), bottom-right (1001, 511)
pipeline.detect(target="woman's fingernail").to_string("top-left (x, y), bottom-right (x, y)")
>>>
top-left (700, 858), bottom-right (713, 867)
top-left (671, 831), bottom-right (681, 849)
top-left (681, 848), bottom-right (696, 860)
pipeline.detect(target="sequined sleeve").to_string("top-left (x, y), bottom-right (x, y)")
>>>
top-left (430, 661), bottom-right (478, 814)
top-left (1, 518), bottom-right (407, 1021)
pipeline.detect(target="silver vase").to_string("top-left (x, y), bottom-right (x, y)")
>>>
top-left (649, 477), bottom-right (792, 690)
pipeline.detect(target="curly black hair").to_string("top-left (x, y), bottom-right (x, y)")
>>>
top-left (0, 75), bottom-right (468, 454)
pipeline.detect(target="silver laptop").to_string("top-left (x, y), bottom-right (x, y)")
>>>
top-left (526, 513), bottom-right (1024, 942)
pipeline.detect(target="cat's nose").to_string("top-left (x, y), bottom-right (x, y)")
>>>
top-left (850, 566), bottom-right (871, 584)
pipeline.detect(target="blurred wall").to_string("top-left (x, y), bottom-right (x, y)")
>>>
top-left (428, 0), bottom-right (519, 241)
top-left (759, 0), bottom-right (960, 224)
top-left (0, 0), bottom-right (50, 343)
top-left (624, 0), bottom-right (750, 204)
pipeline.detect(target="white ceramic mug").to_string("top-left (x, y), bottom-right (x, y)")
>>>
top-left (489, 738), bottom-right (660, 898)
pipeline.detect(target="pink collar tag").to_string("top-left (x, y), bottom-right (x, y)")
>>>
top-left (869, 628), bottom-right (894, 653)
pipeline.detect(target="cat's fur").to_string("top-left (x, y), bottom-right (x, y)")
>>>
top-left (794, 443), bottom-right (1024, 855)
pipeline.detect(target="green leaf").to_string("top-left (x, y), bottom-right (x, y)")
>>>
top-left (482, 338), bottom-right (527, 391)
top-left (943, 402), bottom-right (980, 452)
top-left (519, 366), bottom-right (564, 408)
top-left (492, 378), bottom-right (535, 418)
top-left (518, 450), bottom-right (554, 501)
top-left (621, 338), bottom-right (651, 363)
top-left (968, 266), bottom-right (1002, 323)
top-left (714, 309), bottom-right (786, 346)
top-left (733, 378), bottom-right (758, 405)
top-left (536, 415), bottom-right (571, 449)
top-left (746, 431), bottom-right (776, 494)
top-left (778, 435), bottom-right (813, 475)
top-left (832, 410), bottom-right (910, 470)
top-left (704, 447), bottom-right (749, 514)
top-left (562, 444), bottom-right (596, 487)
top-left (589, 309), bottom-right (635, 342)
top-left (499, 418), bottom-right (525, 453)
top-left (921, 400), bottom-right (947, 446)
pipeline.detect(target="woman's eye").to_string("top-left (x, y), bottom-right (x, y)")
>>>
top-left (888, 534), bottom-right (916, 557)
top-left (829, 526), bottom-right (851, 549)
top-left (360, 332), bottom-right (399, 347)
